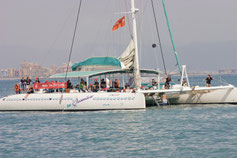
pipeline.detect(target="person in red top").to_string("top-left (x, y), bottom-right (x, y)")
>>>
top-left (34, 77), bottom-right (40, 83)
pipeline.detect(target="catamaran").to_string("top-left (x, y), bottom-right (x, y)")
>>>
top-left (0, 0), bottom-right (148, 111)
top-left (1, 0), bottom-right (237, 111)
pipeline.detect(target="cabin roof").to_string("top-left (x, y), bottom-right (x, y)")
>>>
top-left (71, 57), bottom-right (121, 71)
top-left (50, 69), bottom-right (159, 78)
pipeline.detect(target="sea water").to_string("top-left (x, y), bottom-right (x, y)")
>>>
top-left (0, 75), bottom-right (237, 157)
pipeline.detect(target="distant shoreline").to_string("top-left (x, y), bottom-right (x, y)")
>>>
top-left (1, 73), bottom-right (237, 81)
top-left (0, 78), bottom-right (20, 81)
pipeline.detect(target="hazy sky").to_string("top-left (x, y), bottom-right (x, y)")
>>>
top-left (0, 0), bottom-right (237, 72)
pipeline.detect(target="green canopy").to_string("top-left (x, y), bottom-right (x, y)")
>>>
top-left (71, 57), bottom-right (121, 71)
top-left (49, 69), bottom-right (159, 79)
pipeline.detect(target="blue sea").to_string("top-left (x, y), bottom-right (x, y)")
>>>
top-left (0, 75), bottom-right (237, 157)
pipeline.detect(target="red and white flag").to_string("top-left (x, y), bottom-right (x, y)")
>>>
top-left (112, 16), bottom-right (125, 31)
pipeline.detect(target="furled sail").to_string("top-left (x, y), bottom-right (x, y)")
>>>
top-left (118, 39), bottom-right (135, 69)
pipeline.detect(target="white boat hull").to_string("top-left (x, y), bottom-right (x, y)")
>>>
top-left (142, 85), bottom-right (237, 105)
top-left (0, 92), bottom-right (145, 111)
top-left (168, 87), bottom-right (237, 104)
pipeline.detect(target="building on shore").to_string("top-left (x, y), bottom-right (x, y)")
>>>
top-left (0, 69), bottom-right (8, 78)
top-left (218, 69), bottom-right (237, 74)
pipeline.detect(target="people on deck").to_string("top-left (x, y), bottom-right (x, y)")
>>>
top-left (93, 78), bottom-right (99, 92)
top-left (67, 80), bottom-right (73, 89)
top-left (165, 75), bottom-right (172, 89)
top-left (101, 79), bottom-right (106, 89)
top-left (114, 78), bottom-right (120, 89)
top-left (125, 83), bottom-right (130, 89)
top-left (34, 77), bottom-right (40, 83)
top-left (152, 79), bottom-right (157, 89)
top-left (79, 79), bottom-right (86, 92)
top-left (26, 76), bottom-right (32, 89)
top-left (123, 83), bottom-right (131, 92)
top-left (105, 78), bottom-right (110, 89)
top-left (205, 74), bottom-right (213, 87)
top-left (182, 79), bottom-right (187, 86)
top-left (88, 84), bottom-right (93, 92)
top-left (20, 77), bottom-right (26, 91)
top-left (27, 85), bottom-right (34, 94)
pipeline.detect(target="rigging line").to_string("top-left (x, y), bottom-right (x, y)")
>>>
top-left (45, 1), bottom-right (78, 60)
top-left (64, 0), bottom-right (83, 80)
top-left (150, 0), bottom-right (167, 75)
top-left (124, 0), bottom-right (132, 38)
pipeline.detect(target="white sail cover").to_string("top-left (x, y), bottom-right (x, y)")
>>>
top-left (118, 39), bottom-right (135, 69)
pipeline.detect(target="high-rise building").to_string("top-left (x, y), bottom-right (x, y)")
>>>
top-left (0, 69), bottom-right (8, 77)
top-left (8, 68), bottom-right (15, 78)
top-left (20, 61), bottom-right (50, 77)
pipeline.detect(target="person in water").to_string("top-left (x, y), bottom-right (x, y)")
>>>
top-left (205, 74), bottom-right (214, 87)
top-left (165, 75), bottom-right (172, 89)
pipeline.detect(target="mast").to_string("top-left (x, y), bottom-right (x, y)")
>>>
top-left (131, 0), bottom-right (141, 90)
top-left (162, 0), bottom-right (182, 74)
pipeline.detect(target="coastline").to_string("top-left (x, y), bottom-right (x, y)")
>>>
top-left (1, 72), bottom-right (237, 81)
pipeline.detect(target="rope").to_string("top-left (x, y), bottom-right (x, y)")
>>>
top-left (124, 0), bottom-right (133, 38)
top-left (150, 0), bottom-right (167, 75)
top-left (64, 0), bottom-right (83, 80)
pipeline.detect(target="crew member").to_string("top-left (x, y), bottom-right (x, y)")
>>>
top-left (152, 79), bottom-right (157, 89)
top-left (92, 78), bottom-right (99, 92)
top-left (114, 78), bottom-right (120, 88)
top-left (182, 79), bottom-right (187, 86)
top-left (205, 74), bottom-right (213, 87)
top-left (26, 76), bottom-right (32, 89)
top-left (27, 85), bottom-right (34, 94)
top-left (20, 77), bottom-right (26, 91)
top-left (35, 77), bottom-right (40, 83)
top-left (67, 80), bottom-right (73, 89)
top-left (165, 75), bottom-right (172, 89)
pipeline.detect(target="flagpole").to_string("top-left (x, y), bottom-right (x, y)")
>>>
top-left (131, 0), bottom-right (141, 90)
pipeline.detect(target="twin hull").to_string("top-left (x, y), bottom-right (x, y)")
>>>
top-left (0, 92), bottom-right (145, 111)
top-left (144, 86), bottom-right (237, 105)
top-left (170, 87), bottom-right (237, 104)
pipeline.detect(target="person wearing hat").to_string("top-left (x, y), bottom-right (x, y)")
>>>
top-left (88, 84), bottom-right (93, 92)
top-left (35, 77), bottom-right (40, 83)
top-left (33, 77), bottom-right (40, 92)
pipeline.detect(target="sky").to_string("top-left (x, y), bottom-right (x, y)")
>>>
top-left (0, 0), bottom-right (237, 72)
